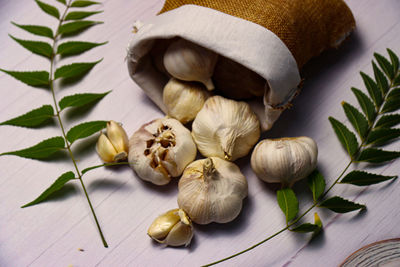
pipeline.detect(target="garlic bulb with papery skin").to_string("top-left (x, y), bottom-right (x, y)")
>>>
top-left (163, 38), bottom-right (218, 90)
top-left (96, 120), bottom-right (129, 163)
top-left (128, 118), bottom-right (197, 185)
top-left (251, 136), bottom-right (318, 186)
top-left (192, 95), bottom-right (261, 161)
top-left (178, 157), bottom-right (248, 224)
top-left (147, 208), bottom-right (193, 247)
top-left (163, 78), bottom-right (209, 124)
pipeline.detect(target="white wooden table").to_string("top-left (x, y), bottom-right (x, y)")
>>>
top-left (0, 0), bottom-right (399, 266)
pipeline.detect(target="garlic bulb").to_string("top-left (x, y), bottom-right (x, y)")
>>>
top-left (251, 136), bottom-right (318, 186)
top-left (96, 120), bottom-right (129, 163)
top-left (192, 95), bottom-right (260, 161)
top-left (213, 56), bottom-right (266, 99)
top-left (128, 118), bottom-right (197, 185)
top-left (163, 38), bottom-right (218, 90)
top-left (163, 78), bottom-right (209, 124)
top-left (178, 157), bottom-right (248, 224)
top-left (147, 208), bottom-right (194, 247)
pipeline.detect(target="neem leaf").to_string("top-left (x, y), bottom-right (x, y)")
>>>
top-left (59, 91), bottom-right (110, 110)
top-left (0, 105), bottom-right (54, 128)
top-left (372, 62), bottom-right (389, 95)
top-left (381, 99), bottom-right (400, 114)
top-left (375, 114), bottom-right (400, 128)
top-left (307, 170), bottom-right (326, 203)
top-left (360, 72), bottom-right (382, 107)
top-left (56, 0), bottom-right (66, 4)
top-left (357, 148), bottom-right (400, 163)
top-left (0, 69), bottom-right (49, 87)
top-left (319, 196), bottom-right (365, 213)
top-left (35, 0), bottom-right (60, 19)
top-left (374, 52), bottom-right (395, 80)
top-left (0, 136), bottom-right (65, 159)
top-left (65, 10), bottom-right (103, 21)
top-left (54, 59), bottom-right (102, 80)
top-left (9, 35), bottom-right (53, 58)
top-left (342, 101), bottom-right (369, 140)
top-left (11, 22), bottom-right (53, 39)
top-left (387, 48), bottom-right (399, 74)
top-left (291, 223), bottom-right (320, 233)
top-left (277, 188), bottom-right (299, 223)
top-left (329, 117), bottom-right (359, 157)
top-left (366, 128), bottom-right (400, 146)
top-left (57, 41), bottom-right (107, 57)
top-left (340, 170), bottom-right (397, 186)
top-left (21, 171), bottom-right (75, 208)
top-left (58, 20), bottom-right (102, 36)
top-left (66, 120), bottom-right (107, 144)
top-left (351, 87), bottom-right (376, 124)
top-left (387, 88), bottom-right (400, 101)
top-left (71, 0), bottom-right (100, 7)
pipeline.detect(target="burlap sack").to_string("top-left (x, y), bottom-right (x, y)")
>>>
top-left (127, 0), bottom-right (355, 130)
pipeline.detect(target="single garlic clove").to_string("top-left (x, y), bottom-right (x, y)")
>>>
top-left (178, 157), bottom-right (248, 224)
top-left (128, 117), bottom-right (197, 185)
top-left (96, 132), bottom-right (118, 163)
top-left (106, 120), bottom-right (129, 154)
top-left (163, 78), bottom-right (209, 124)
top-left (251, 136), bottom-right (318, 186)
top-left (163, 38), bottom-right (218, 90)
top-left (192, 95), bottom-right (261, 161)
top-left (148, 208), bottom-right (194, 247)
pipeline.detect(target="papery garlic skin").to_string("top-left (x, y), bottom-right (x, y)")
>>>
top-left (178, 157), bottom-right (248, 224)
top-left (251, 136), bottom-right (318, 186)
top-left (163, 78), bottom-right (209, 124)
top-left (128, 118), bottom-right (197, 185)
top-left (163, 38), bottom-right (218, 90)
top-left (192, 95), bottom-right (260, 161)
top-left (96, 120), bottom-right (129, 163)
top-left (148, 208), bottom-right (194, 247)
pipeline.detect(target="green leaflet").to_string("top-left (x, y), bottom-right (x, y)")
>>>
top-left (0, 69), bottom-right (49, 87)
top-left (22, 171), bottom-right (75, 208)
top-left (58, 20), bottom-right (103, 36)
top-left (375, 114), bottom-right (400, 128)
top-left (59, 91), bottom-right (110, 110)
top-left (387, 88), bottom-right (400, 100)
top-left (319, 196), bottom-right (366, 213)
top-left (307, 170), bottom-right (326, 203)
top-left (351, 87), bottom-right (376, 124)
top-left (360, 72), bottom-right (382, 107)
top-left (381, 99), bottom-right (400, 114)
top-left (0, 105), bottom-right (54, 128)
top-left (374, 52), bottom-right (395, 80)
top-left (0, 136), bottom-right (65, 159)
top-left (341, 101), bottom-right (369, 140)
top-left (387, 48), bottom-right (399, 73)
top-left (71, 0), bottom-right (100, 7)
top-left (54, 59), bottom-right (102, 80)
top-left (340, 170), bottom-right (397, 186)
top-left (329, 117), bottom-right (359, 158)
top-left (277, 188), bottom-right (299, 223)
top-left (35, 0), bottom-right (60, 19)
top-left (9, 34), bottom-right (53, 58)
top-left (66, 120), bottom-right (107, 144)
top-left (56, 0), bottom-right (67, 4)
top-left (357, 148), bottom-right (400, 163)
top-left (65, 11), bottom-right (103, 21)
top-left (366, 128), bottom-right (400, 146)
top-left (57, 41), bottom-right (107, 57)
top-left (11, 22), bottom-right (53, 39)
top-left (394, 75), bottom-right (400, 87)
top-left (291, 223), bottom-right (319, 233)
top-left (372, 62), bottom-right (389, 95)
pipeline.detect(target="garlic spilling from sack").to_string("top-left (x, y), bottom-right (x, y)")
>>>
top-left (128, 118), bottom-right (197, 185)
top-left (163, 78), bottom-right (209, 124)
top-left (163, 38), bottom-right (218, 90)
top-left (96, 120), bottom-right (129, 163)
top-left (178, 157), bottom-right (248, 224)
top-left (192, 95), bottom-right (260, 161)
top-left (251, 136), bottom-right (318, 186)
top-left (148, 208), bottom-right (193, 247)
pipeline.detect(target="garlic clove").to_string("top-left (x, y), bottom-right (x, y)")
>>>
top-left (96, 132), bottom-right (118, 163)
top-left (147, 209), bottom-right (181, 241)
top-left (178, 157), bottom-right (248, 224)
top-left (192, 95), bottom-right (261, 161)
top-left (106, 120), bottom-right (129, 154)
top-left (163, 38), bottom-right (218, 90)
top-left (251, 136), bottom-right (318, 186)
top-left (163, 78), bottom-right (209, 124)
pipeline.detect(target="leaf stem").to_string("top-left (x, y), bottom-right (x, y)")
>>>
top-left (48, 0), bottom-right (108, 248)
